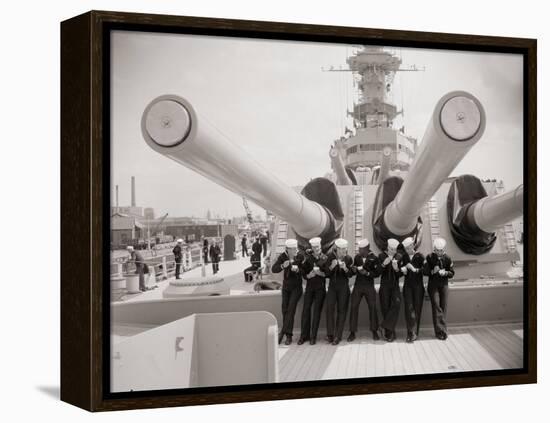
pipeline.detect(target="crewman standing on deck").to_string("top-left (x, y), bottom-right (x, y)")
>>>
top-left (378, 238), bottom-right (403, 342)
top-left (252, 235), bottom-right (263, 260)
top-left (260, 232), bottom-right (269, 257)
top-left (424, 237), bottom-right (454, 340)
top-left (173, 239), bottom-right (183, 280)
top-left (347, 238), bottom-right (381, 342)
top-left (325, 238), bottom-right (354, 345)
top-left (298, 237), bottom-right (328, 345)
top-left (209, 241), bottom-right (221, 274)
top-left (400, 237), bottom-right (425, 343)
top-left (127, 246), bottom-right (147, 292)
top-left (241, 233), bottom-right (249, 257)
top-left (272, 238), bottom-right (305, 345)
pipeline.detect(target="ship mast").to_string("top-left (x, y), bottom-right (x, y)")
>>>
top-left (323, 46), bottom-right (423, 183)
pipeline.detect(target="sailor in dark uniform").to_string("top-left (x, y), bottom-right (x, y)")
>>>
top-left (271, 238), bottom-right (304, 345)
top-left (202, 239), bottom-right (209, 264)
top-left (423, 237), bottom-right (454, 340)
top-left (347, 238), bottom-right (381, 342)
top-left (209, 241), bottom-right (221, 274)
top-left (400, 237), bottom-right (425, 343)
top-left (241, 234), bottom-right (248, 257)
top-left (173, 238), bottom-right (183, 279)
top-left (325, 238), bottom-right (354, 345)
top-left (378, 238), bottom-right (403, 342)
top-left (260, 232), bottom-right (269, 257)
top-left (298, 237), bottom-right (328, 345)
top-left (252, 235), bottom-right (263, 258)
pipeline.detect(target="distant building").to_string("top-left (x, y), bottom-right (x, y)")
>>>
top-left (111, 206), bottom-right (144, 217)
top-left (111, 213), bottom-right (144, 246)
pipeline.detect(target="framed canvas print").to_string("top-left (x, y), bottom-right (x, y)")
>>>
top-left (60, 10), bottom-right (536, 411)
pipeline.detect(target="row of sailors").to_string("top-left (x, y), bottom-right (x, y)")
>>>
top-left (272, 236), bottom-right (454, 346)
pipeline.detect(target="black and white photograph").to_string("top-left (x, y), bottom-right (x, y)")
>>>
top-left (109, 30), bottom-right (525, 393)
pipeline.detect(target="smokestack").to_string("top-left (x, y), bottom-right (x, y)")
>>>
top-left (116, 185), bottom-right (119, 208)
top-left (131, 176), bottom-right (136, 207)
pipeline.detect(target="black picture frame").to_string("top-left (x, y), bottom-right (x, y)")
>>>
top-left (60, 10), bottom-right (537, 411)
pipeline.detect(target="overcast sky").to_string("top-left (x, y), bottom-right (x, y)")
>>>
top-left (111, 31), bottom-right (523, 218)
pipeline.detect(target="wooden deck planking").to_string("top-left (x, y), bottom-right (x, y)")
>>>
top-left (278, 323), bottom-right (522, 382)
top-left (398, 339), bottom-right (420, 375)
top-left (403, 339), bottom-right (425, 374)
top-left (491, 325), bottom-right (524, 356)
top-left (476, 326), bottom-right (522, 369)
top-left (365, 339), bottom-right (377, 378)
top-left (468, 326), bottom-right (514, 368)
top-left (435, 333), bottom-right (465, 372)
top-left (444, 331), bottom-right (475, 372)
top-left (450, 330), bottom-right (500, 370)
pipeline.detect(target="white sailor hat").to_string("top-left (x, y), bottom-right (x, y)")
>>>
top-left (285, 238), bottom-right (298, 249)
top-left (357, 239), bottom-right (370, 248)
top-left (387, 238), bottom-right (399, 249)
top-left (402, 237), bottom-right (414, 248)
top-left (177, 238), bottom-right (183, 243)
top-left (334, 238), bottom-right (348, 249)
top-left (126, 246), bottom-right (134, 251)
top-left (309, 237), bottom-right (322, 247)
top-left (433, 237), bottom-right (447, 250)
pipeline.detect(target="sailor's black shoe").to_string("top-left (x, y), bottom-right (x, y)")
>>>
top-left (406, 333), bottom-right (414, 343)
top-left (284, 335), bottom-right (293, 345)
top-left (372, 330), bottom-right (380, 341)
top-left (278, 333), bottom-right (284, 344)
top-left (347, 332), bottom-right (356, 342)
top-left (331, 338), bottom-right (341, 345)
top-left (297, 338), bottom-right (306, 345)
top-left (325, 335), bottom-right (334, 344)
top-left (310, 338), bottom-right (316, 345)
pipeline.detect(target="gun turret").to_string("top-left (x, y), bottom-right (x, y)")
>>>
top-left (372, 91), bottom-right (486, 250)
top-left (447, 174), bottom-right (523, 254)
top-left (141, 95), bottom-right (340, 247)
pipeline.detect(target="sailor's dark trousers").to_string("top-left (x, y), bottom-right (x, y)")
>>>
top-left (427, 281), bottom-right (449, 336)
top-left (281, 283), bottom-right (303, 336)
top-left (326, 281), bottom-right (350, 339)
top-left (403, 280), bottom-right (425, 335)
top-left (300, 284), bottom-right (326, 340)
top-left (175, 258), bottom-right (182, 279)
top-left (379, 281), bottom-right (402, 332)
top-left (349, 281), bottom-right (379, 332)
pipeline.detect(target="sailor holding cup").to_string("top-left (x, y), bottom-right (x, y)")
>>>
top-left (298, 237), bottom-right (329, 345)
top-left (347, 238), bottom-right (381, 342)
top-left (424, 237), bottom-right (454, 340)
top-left (400, 237), bottom-right (425, 343)
top-left (325, 238), bottom-right (354, 345)
top-left (378, 238), bottom-right (404, 342)
top-left (271, 238), bottom-right (305, 345)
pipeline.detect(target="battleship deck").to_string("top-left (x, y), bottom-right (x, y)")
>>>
top-left (112, 322), bottom-right (523, 382)
top-left (277, 323), bottom-right (523, 381)
top-left (112, 255), bottom-right (524, 383)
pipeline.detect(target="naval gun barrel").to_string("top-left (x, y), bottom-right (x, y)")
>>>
top-left (467, 184), bottom-right (523, 233)
top-left (378, 147), bottom-right (392, 184)
top-left (384, 91), bottom-right (486, 235)
top-left (141, 95), bottom-right (331, 240)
